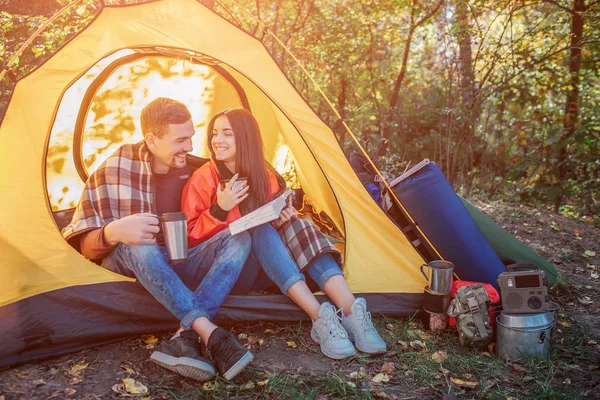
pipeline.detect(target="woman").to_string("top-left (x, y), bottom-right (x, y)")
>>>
top-left (181, 109), bottom-right (386, 359)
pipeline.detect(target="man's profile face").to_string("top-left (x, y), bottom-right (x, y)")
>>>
top-left (148, 119), bottom-right (195, 174)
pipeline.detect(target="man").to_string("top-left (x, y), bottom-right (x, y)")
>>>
top-left (62, 98), bottom-right (252, 382)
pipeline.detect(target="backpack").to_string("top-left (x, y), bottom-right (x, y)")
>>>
top-left (447, 283), bottom-right (493, 347)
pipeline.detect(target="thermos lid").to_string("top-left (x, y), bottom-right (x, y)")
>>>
top-left (497, 312), bottom-right (553, 328)
top-left (160, 212), bottom-right (187, 222)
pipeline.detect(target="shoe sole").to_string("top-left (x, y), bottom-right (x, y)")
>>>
top-left (150, 351), bottom-right (215, 382)
top-left (222, 351), bottom-right (254, 380)
top-left (346, 332), bottom-right (387, 354)
top-left (310, 329), bottom-right (356, 360)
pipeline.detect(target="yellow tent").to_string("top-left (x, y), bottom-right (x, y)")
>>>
top-left (0, 0), bottom-right (427, 366)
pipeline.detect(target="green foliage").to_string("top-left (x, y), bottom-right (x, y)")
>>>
top-left (0, 0), bottom-right (599, 219)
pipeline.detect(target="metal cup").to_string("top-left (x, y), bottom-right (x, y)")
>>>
top-left (160, 212), bottom-right (188, 264)
top-left (420, 260), bottom-right (454, 295)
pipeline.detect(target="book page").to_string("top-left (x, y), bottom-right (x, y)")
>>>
top-left (229, 189), bottom-right (292, 235)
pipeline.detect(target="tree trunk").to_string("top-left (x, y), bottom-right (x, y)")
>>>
top-left (456, 0), bottom-right (477, 194)
top-left (554, 0), bottom-right (585, 212)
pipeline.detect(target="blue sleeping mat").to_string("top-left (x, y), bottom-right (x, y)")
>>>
top-left (392, 162), bottom-right (505, 287)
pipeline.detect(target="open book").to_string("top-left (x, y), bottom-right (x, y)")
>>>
top-left (229, 189), bottom-right (293, 235)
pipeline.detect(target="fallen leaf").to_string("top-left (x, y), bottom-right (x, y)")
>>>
top-left (372, 373), bottom-right (390, 383)
top-left (573, 229), bottom-right (580, 237)
top-left (64, 388), bottom-right (77, 396)
top-left (348, 371), bottom-right (359, 379)
top-left (564, 378), bottom-right (571, 384)
top-left (587, 264), bottom-right (597, 270)
top-left (585, 286), bottom-right (592, 289)
top-left (374, 390), bottom-right (390, 398)
top-left (409, 340), bottom-right (427, 351)
top-left (584, 250), bottom-right (596, 257)
top-left (70, 376), bottom-right (82, 385)
top-left (264, 329), bottom-right (275, 334)
top-left (579, 297), bottom-right (593, 305)
top-left (397, 340), bottom-right (408, 348)
top-left (144, 336), bottom-right (158, 345)
top-left (346, 381), bottom-right (357, 388)
top-left (32, 379), bottom-right (46, 386)
top-left (385, 323), bottom-right (394, 330)
top-left (559, 321), bottom-right (570, 327)
top-left (238, 333), bottom-right (248, 340)
top-left (287, 341), bottom-right (297, 349)
top-left (450, 378), bottom-right (479, 388)
top-left (247, 335), bottom-right (260, 345)
top-left (202, 381), bottom-right (218, 391)
top-left (240, 381), bottom-right (255, 390)
top-left (487, 342), bottom-right (496, 353)
top-left (71, 363), bottom-right (89, 375)
top-left (75, 4), bottom-right (86, 16)
top-left (588, 340), bottom-right (597, 345)
top-left (123, 378), bottom-right (148, 395)
top-left (380, 362), bottom-right (395, 373)
top-left (120, 364), bottom-right (136, 374)
top-left (257, 379), bottom-right (269, 386)
top-left (258, 338), bottom-right (264, 345)
top-left (359, 367), bottom-right (367, 378)
top-left (482, 352), bottom-right (492, 358)
top-left (431, 351), bottom-right (448, 363)
top-left (591, 272), bottom-right (599, 279)
top-left (510, 363), bottom-right (527, 374)
top-left (484, 379), bottom-right (495, 390)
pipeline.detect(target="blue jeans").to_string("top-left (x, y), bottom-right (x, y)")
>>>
top-left (245, 223), bottom-right (343, 295)
top-left (102, 229), bottom-right (251, 330)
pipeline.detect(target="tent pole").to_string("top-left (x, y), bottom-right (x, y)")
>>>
top-left (0, 0), bottom-right (87, 83)
top-left (217, 0), bottom-right (446, 263)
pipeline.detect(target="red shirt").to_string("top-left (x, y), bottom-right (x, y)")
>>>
top-left (181, 160), bottom-right (281, 247)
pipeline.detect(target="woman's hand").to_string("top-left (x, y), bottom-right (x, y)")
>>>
top-left (272, 197), bottom-right (298, 229)
top-left (217, 174), bottom-right (249, 211)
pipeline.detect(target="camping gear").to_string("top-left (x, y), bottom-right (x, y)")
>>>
top-left (497, 266), bottom-right (549, 314)
top-left (496, 312), bottom-right (553, 361)
top-left (459, 196), bottom-right (558, 286)
top-left (0, 0), bottom-right (429, 367)
top-left (422, 309), bottom-right (448, 332)
top-left (161, 212), bottom-right (189, 263)
top-left (420, 260), bottom-right (454, 295)
top-left (391, 162), bottom-right (506, 287)
top-left (448, 280), bottom-right (500, 328)
top-left (447, 284), bottom-right (493, 347)
top-left (422, 286), bottom-right (451, 313)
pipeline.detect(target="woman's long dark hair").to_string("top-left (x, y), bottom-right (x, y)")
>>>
top-left (207, 109), bottom-right (285, 215)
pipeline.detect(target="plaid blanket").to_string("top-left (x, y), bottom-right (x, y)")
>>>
top-left (62, 141), bottom-right (154, 241)
top-left (278, 218), bottom-right (342, 272)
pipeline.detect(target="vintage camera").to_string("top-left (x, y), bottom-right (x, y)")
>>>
top-left (497, 269), bottom-right (549, 314)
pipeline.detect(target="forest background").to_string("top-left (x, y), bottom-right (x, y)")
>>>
top-left (1, 0), bottom-right (599, 224)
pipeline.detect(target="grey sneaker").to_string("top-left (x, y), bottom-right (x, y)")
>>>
top-left (341, 298), bottom-right (387, 354)
top-left (150, 330), bottom-right (215, 381)
top-left (310, 302), bottom-right (356, 360)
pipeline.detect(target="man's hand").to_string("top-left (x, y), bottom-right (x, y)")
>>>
top-left (104, 213), bottom-right (160, 245)
top-left (217, 173), bottom-right (249, 212)
top-left (272, 197), bottom-right (298, 229)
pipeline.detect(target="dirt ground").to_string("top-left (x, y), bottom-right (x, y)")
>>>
top-left (1, 200), bottom-right (599, 399)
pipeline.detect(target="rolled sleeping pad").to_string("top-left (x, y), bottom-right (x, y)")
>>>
top-left (392, 162), bottom-right (505, 288)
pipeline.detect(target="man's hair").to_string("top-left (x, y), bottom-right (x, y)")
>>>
top-left (140, 97), bottom-right (192, 138)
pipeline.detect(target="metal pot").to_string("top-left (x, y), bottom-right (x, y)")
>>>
top-left (496, 312), bottom-right (553, 361)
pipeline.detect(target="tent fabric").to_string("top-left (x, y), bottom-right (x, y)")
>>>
top-left (391, 163), bottom-right (507, 288)
top-left (459, 196), bottom-right (558, 286)
top-left (0, 282), bottom-right (422, 367)
top-left (0, 0), bottom-right (429, 365)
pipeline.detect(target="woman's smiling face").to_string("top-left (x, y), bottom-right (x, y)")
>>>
top-left (211, 115), bottom-right (237, 168)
